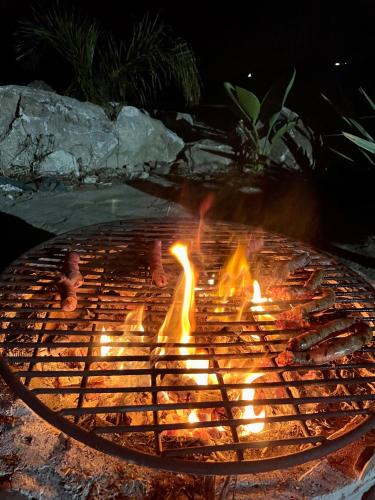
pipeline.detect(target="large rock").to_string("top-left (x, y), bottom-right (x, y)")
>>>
top-left (0, 85), bottom-right (184, 178)
top-left (36, 150), bottom-right (79, 176)
top-left (110, 106), bottom-right (184, 170)
top-left (177, 139), bottom-right (234, 177)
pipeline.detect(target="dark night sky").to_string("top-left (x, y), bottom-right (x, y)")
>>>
top-left (0, 0), bottom-right (374, 112)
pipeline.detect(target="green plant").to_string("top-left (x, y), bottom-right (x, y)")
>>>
top-left (224, 69), bottom-right (297, 172)
top-left (322, 88), bottom-right (375, 165)
top-left (15, 3), bottom-right (201, 107)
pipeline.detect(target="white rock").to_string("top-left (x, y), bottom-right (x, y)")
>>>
top-left (107, 106), bottom-right (184, 170)
top-left (36, 150), bottom-right (79, 176)
top-left (82, 175), bottom-right (98, 184)
top-left (181, 139), bottom-right (233, 175)
top-left (0, 86), bottom-right (184, 179)
top-left (176, 112), bottom-right (194, 126)
top-left (0, 183), bottom-right (23, 193)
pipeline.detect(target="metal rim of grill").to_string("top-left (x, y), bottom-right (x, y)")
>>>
top-left (1, 217), bottom-right (375, 476)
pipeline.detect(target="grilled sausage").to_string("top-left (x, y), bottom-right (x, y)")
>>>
top-left (288, 317), bottom-right (357, 351)
top-left (276, 321), bottom-right (372, 366)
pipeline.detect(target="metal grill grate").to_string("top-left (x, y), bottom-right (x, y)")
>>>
top-left (1, 218), bottom-right (375, 475)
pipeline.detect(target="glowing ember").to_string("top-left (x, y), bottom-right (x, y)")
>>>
top-left (240, 372), bottom-right (265, 434)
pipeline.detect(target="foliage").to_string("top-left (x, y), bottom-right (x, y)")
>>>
top-left (322, 88), bottom-right (375, 165)
top-left (224, 69), bottom-right (297, 172)
top-left (15, 2), bottom-right (201, 107)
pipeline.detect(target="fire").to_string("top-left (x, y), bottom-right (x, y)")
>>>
top-left (237, 278), bottom-right (272, 434)
top-left (215, 248), bottom-right (267, 434)
top-left (188, 409), bottom-right (199, 424)
top-left (170, 243), bottom-right (209, 386)
top-left (170, 243), bottom-right (196, 345)
top-left (100, 307), bottom-right (144, 361)
top-left (218, 245), bottom-right (252, 300)
top-left (125, 306), bottom-right (145, 334)
top-left (240, 372), bottom-right (265, 434)
top-left (100, 328), bottom-right (111, 356)
top-left (157, 243), bottom-right (209, 386)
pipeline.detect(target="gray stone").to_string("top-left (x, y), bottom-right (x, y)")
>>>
top-left (182, 139), bottom-right (234, 176)
top-left (82, 175), bottom-right (98, 185)
top-left (108, 106), bottom-right (184, 170)
top-left (0, 175), bottom-right (28, 191)
top-left (0, 86), bottom-right (184, 179)
top-left (153, 110), bottom-right (194, 132)
top-left (176, 112), bottom-right (194, 126)
top-left (153, 161), bottom-right (172, 175)
top-left (139, 171), bottom-right (150, 180)
top-left (0, 183), bottom-right (23, 194)
top-left (27, 80), bottom-right (54, 92)
top-left (36, 150), bottom-right (79, 176)
top-left (238, 186), bottom-right (263, 194)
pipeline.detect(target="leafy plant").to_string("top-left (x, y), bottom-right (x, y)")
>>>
top-left (322, 88), bottom-right (375, 165)
top-left (224, 69), bottom-right (297, 172)
top-left (15, 2), bottom-right (201, 107)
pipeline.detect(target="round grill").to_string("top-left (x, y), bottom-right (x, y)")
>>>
top-left (0, 218), bottom-right (374, 475)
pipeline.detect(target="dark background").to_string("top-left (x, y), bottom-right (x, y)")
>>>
top-left (1, 0), bottom-right (374, 115)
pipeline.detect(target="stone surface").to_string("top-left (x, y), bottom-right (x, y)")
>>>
top-left (0, 183), bottom-right (186, 234)
top-left (176, 112), bottom-right (194, 126)
top-left (27, 80), bottom-right (54, 92)
top-left (107, 106), bottom-right (184, 171)
top-left (0, 85), bottom-right (184, 178)
top-left (36, 150), bottom-right (79, 176)
top-left (177, 138), bottom-right (234, 177)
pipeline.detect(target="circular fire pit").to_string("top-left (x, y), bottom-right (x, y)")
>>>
top-left (0, 218), bottom-right (374, 475)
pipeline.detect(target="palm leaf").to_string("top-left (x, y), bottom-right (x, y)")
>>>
top-left (328, 147), bottom-right (355, 162)
top-left (15, 4), bottom-right (201, 106)
top-left (343, 132), bottom-right (375, 154)
top-left (359, 87), bottom-right (375, 112)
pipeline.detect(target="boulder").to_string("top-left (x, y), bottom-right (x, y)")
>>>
top-left (27, 80), bottom-right (54, 92)
top-left (108, 106), bottom-right (184, 170)
top-left (177, 139), bottom-right (234, 177)
top-left (36, 150), bottom-right (79, 176)
top-left (0, 85), bottom-right (184, 179)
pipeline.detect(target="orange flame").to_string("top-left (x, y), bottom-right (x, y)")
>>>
top-left (171, 243), bottom-right (209, 386)
top-left (218, 245), bottom-right (252, 301)
top-left (170, 243), bottom-right (196, 343)
top-left (124, 306), bottom-right (145, 333)
top-left (236, 278), bottom-right (272, 434)
top-left (240, 372), bottom-right (265, 434)
top-left (157, 243), bottom-right (209, 386)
